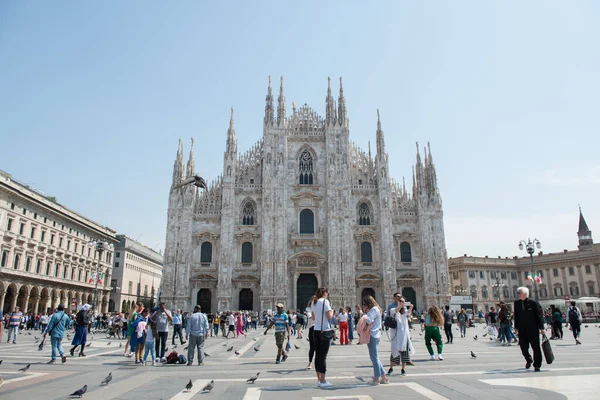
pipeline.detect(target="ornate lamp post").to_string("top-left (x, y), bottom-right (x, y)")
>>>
top-left (455, 286), bottom-right (468, 296)
top-left (87, 239), bottom-right (114, 312)
top-left (518, 238), bottom-right (541, 301)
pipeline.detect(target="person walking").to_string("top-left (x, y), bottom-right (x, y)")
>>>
top-left (552, 306), bottom-right (563, 340)
top-left (44, 304), bottom-right (68, 364)
top-left (363, 295), bottom-right (389, 385)
top-left (389, 297), bottom-right (414, 376)
top-left (295, 309), bottom-right (304, 339)
top-left (566, 301), bottom-right (582, 345)
top-left (186, 305), bottom-right (209, 366)
top-left (513, 286), bottom-right (545, 371)
top-left (264, 303), bottom-right (290, 364)
top-left (151, 302), bottom-right (172, 362)
top-left (7, 306), bottom-right (22, 344)
top-left (142, 316), bottom-right (157, 366)
top-left (212, 313), bottom-right (220, 337)
top-left (172, 309), bottom-right (186, 345)
top-left (346, 306), bottom-right (355, 343)
top-left (424, 306), bottom-right (444, 360)
top-left (338, 307), bottom-right (349, 345)
top-left (306, 296), bottom-right (316, 369)
top-left (69, 304), bottom-right (90, 357)
top-left (457, 309), bottom-right (467, 338)
top-left (442, 305), bottom-right (453, 344)
top-left (498, 302), bottom-right (511, 346)
top-left (311, 289), bottom-right (334, 387)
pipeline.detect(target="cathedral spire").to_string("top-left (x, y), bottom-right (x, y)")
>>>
top-left (424, 142), bottom-right (439, 198)
top-left (264, 76), bottom-right (274, 126)
top-left (226, 107), bottom-right (237, 156)
top-left (337, 77), bottom-right (346, 125)
top-left (376, 109), bottom-right (386, 155)
top-left (186, 138), bottom-right (195, 178)
top-left (415, 142), bottom-right (424, 196)
top-left (326, 77), bottom-right (337, 125)
top-left (277, 76), bottom-right (286, 126)
top-left (578, 206), bottom-right (593, 249)
top-left (172, 138), bottom-right (185, 187)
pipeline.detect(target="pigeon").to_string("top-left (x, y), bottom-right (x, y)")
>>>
top-left (253, 346), bottom-right (260, 352)
top-left (35, 336), bottom-right (40, 340)
top-left (119, 343), bottom-right (122, 348)
top-left (585, 325), bottom-right (589, 328)
top-left (482, 333), bottom-right (488, 337)
top-left (235, 350), bottom-right (241, 355)
top-left (473, 336), bottom-right (478, 340)
top-left (294, 345), bottom-right (300, 350)
top-left (471, 351), bottom-right (477, 359)
top-left (165, 347), bottom-right (169, 352)
top-left (86, 342), bottom-right (91, 347)
top-left (173, 344), bottom-right (178, 349)
top-left (246, 372), bottom-right (260, 383)
top-left (253, 337), bottom-right (258, 341)
top-left (227, 346), bottom-right (234, 352)
top-left (204, 352), bottom-right (210, 357)
top-left (19, 364), bottom-right (31, 373)
top-left (107, 342), bottom-right (111, 346)
top-left (419, 333), bottom-right (422, 336)
top-left (184, 379), bottom-right (193, 392)
top-left (223, 342), bottom-right (229, 347)
top-left (357, 376), bottom-right (365, 382)
top-left (202, 380), bottom-right (214, 392)
top-left (100, 372), bottom-right (112, 386)
top-left (69, 385), bottom-right (88, 398)
top-left (306, 338), bottom-right (309, 342)
top-left (489, 338), bottom-right (493, 341)
top-left (184, 346), bottom-right (188, 350)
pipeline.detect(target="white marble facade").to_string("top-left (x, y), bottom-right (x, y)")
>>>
top-left (161, 77), bottom-right (450, 313)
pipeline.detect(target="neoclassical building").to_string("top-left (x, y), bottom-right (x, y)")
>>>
top-left (449, 210), bottom-right (600, 312)
top-left (162, 77), bottom-right (450, 313)
top-left (110, 234), bottom-right (163, 312)
top-left (0, 169), bottom-right (117, 315)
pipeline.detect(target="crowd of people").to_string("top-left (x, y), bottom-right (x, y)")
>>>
top-left (0, 285), bottom-right (589, 386)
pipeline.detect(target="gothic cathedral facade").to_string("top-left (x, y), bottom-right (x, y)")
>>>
top-left (161, 77), bottom-right (450, 313)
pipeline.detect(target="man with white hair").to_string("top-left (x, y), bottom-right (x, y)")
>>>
top-left (513, 286), bottom-right (545, 371)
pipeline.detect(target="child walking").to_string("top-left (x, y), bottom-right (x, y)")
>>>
top-left (143, 315), bottom-right (156, 366)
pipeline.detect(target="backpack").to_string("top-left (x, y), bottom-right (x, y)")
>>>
top-left (568, 307), bottom-right (579, 322)
top-left (166, 351), bottom-right (179, 364)
top-left (178, 354), bottom-right (187, 364)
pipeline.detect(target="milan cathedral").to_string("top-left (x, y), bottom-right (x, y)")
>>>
top-left (161, 77), bottom-right (450, 313)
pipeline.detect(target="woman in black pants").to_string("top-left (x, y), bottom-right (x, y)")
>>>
top-left (311, 288), bottom-right (334, 388)
top-left (306, 296), bottom-right (316, 369)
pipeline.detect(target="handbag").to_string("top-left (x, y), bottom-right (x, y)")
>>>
top-left (320, 300), bottom-right (334, 340)
top-left (541, 334), bottom-right (554, 364)
top-left (384, 313), bottom-right (397, 329)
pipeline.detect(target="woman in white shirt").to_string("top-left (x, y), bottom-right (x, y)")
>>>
top-left (310, 288), bottom-right (334, 388)
top-left (363, 295), bottom-right (389, 385)
top-left (389, 297), bottom-right (414, 376)
top-left (337, 308), bottom-right (349, 345)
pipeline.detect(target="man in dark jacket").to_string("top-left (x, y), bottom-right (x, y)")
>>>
top-left (513, 286), bottom-right (545, 371)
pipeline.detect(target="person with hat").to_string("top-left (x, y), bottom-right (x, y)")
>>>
top-left (44, 304), bottom-right (68, 364)
top-left (70, 304), bottom-right (91, 357)
top-left (264, 303), bottom-right (290, 364)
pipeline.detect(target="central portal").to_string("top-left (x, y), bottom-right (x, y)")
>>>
top-left (239, 288), bottom-right (254, 310)
top-left (296, 274), bottom-right (318, 311)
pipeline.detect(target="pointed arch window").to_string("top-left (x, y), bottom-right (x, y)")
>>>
top-left (400, 242), bottom-right (412, 262)
top-left (299, 209), bottom-right (315, 234)
top-left (299, 150), bottom-right (314, 184)
top-left (242, 202), bottom-right (255, 225)
top-left (200, 242), bottom-right (213, 264)
top-left (358, 203), bottom-right (372, 225)
top-left (360, 242), bottom-right (373, 263)
top-left (241, 242), bottom-right (253, 264)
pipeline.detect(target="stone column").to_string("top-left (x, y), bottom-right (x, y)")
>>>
top-left (10, 291), bottom-right (18, 312)
top-left (577, 265), bottom-right (585, 297)
top-left (33, 296), bottom-right (40, 314)
top-left (0, 290), bottom-right (6, 313)
top-left (23, 294), bottom-right (30, 314)
top-left (561, 267), bottom-right (568, 296)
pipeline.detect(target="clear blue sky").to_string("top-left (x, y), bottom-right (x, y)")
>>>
top-left (1, 1), bottom-right (598, 257)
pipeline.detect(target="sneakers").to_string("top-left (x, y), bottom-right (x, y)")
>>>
top-left (187, 361), bottom-right (192, 366)
top-left (47, 359), bottom-right (56, 364)
top-left (369, 378), bottom-right (380, 386)
top-left (152, 361), bottom-right (156, 366)
top-left (155, 358), bottom-right (160, 363)
top-left (430, 355), bottom-right (436, 360)
top-left (400, 369), bottom-right (406, 376)
top-left (534, 367), bottom-right (541, 372)
top-left (438, 354), bottom-right (444, 360)
top-left (281, 354), bottom-right (288, 362)
top-left (387, 367), bottom-right (393, 374)
top-left (160, 357), bottom-right (166, 362)
top-left (275, 360), bottom-right (281, 364)
top-left (198, 362), bottom-right (204, 366)
top-left (61, 355), bottom-right (67, 363)
top-left (319, 381), bottom-right (333, 388)
top-left (525, 361), bottom-right (532, 369)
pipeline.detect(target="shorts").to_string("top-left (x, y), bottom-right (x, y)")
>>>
top-left (229, 325), bottom-right (235, 332)
top-left (275, 331), bottom-right (286, 349)
top-left (295, 323), bottom-right (303, 330)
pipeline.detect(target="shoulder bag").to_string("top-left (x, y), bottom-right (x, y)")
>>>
top-left (320, 300), bottom-right (334, 340)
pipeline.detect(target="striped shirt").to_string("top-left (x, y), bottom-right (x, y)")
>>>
top-left (9, 312), bottom-right (22, 326)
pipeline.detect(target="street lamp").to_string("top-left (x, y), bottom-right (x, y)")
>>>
top-left (518, 238), bottom-right (541, 301)
top-left (455, 286), bottom-right (468, 295)
top-left (491, 277), bottom-right (507, 302)
top-left (87, 239), bottom-right (114, 312)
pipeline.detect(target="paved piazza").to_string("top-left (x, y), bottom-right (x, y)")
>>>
top-left (1, 323), bottom-right (600, 399)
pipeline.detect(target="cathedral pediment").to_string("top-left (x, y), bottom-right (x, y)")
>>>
top-left (192, 274), bottom-right (217, 281)
top-left (193, 230), bottom-right (220, 241)
top-left (234, 226), bottom-right (261, 240)
top-left (354, 228), bottom-right (378, 241)
top-left (394, 232), bottom-right (416, 242)
top-left (289, 251), bottom-right (327, 265)
top-left (291, 192), bottom-right (322, 207)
